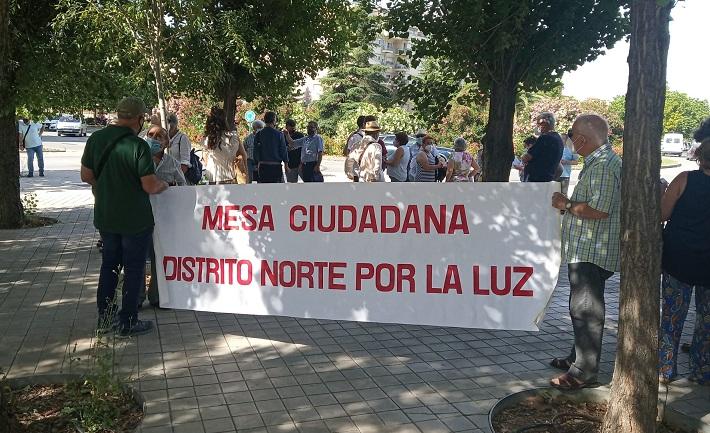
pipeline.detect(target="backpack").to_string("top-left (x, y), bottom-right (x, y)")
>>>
top-left (344, 138), bottom-right (372, 181)
top-left (343, 130), bottom-right (364, 157)
top-left (185, 149), bottom-right (203, 184)
top-left (173, 132), bottom-right (203, 184)
top-left (344, 153), bottom-right (358, 181)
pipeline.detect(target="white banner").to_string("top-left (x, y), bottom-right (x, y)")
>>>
top-left (151, 183), bottom-right (561, 331)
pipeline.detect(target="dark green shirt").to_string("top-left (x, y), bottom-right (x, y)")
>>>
top-left (81, 125), bottom-right (155, 234)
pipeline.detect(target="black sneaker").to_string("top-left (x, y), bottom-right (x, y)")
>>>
top-left (118, 320), bottom-right (154, 338)
top-left (39, 172), bottom-right (45, 177)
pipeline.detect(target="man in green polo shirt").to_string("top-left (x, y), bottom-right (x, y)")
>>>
top-left (81, 97), bottom-right (168, 337)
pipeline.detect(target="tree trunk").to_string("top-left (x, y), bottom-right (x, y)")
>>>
top-left (0, 0), bottom-right (23, 229)
top-left (601, 1), bottom-right (673, 432)
top-left (149, 0), bottom-right (168, 129)
top-left (222, 78), bottom-right (238, 130)
top-left (481, 74), bottom-right (517, 182)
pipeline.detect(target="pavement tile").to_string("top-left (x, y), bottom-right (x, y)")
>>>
top-left (201, 405), bottom-right (232, 420)
top-left (203, 417), bottom-right (236, 433)
top-left (229, 402), bottom-right (259, 416)
top-left (233, 414), bottom-right (265, 429)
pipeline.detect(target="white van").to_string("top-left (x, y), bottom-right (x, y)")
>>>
top-left (661, 133), bottom-right (684, 156)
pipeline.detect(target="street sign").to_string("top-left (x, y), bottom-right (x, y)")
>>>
top-left (244, 110), bottom-right (256, 122)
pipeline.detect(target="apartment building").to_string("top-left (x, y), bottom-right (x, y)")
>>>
top-left (371, 27), bottom-right (426, 81)
top-left (298, 27), bottom-right (425, 101)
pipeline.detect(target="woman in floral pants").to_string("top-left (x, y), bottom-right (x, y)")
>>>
top-left (658, 136), bottom-right (710, 385)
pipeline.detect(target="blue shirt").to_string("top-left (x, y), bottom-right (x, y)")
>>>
top-left (295, 135), bottom-right (324, 164)
top-left (254, 127), bottom-right (288, 164)
top-left (560, 146), bottom-right (579, 178)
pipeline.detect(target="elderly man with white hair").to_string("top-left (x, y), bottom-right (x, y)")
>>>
top-left (166, 113), bottom-right (192, 177)
top-left (548, 114), bottom-right (622, 390)
top-left (244, 119), bottom-right (265, 182)
top-left (522, 111), bottom-right (564, 182)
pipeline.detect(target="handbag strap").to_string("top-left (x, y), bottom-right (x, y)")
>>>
top-left (95, 131), bottom-right (133, 180)
top-left (21, 122), bottom-right (32, 147)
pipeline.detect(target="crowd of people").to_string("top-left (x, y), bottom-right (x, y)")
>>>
top-left (77, 96), bottom-right (708, 389)
top-left (135, 107), bottom-right (579, 189)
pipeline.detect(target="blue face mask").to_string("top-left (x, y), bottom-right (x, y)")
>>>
top-left (146, 138), bottom-right (162, 155)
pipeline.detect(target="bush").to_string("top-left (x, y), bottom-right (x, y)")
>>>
top-left (168, 96), bottom-right (217, 146)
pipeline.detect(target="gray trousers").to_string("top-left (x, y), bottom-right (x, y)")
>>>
top-left (565, 262), bottom-right (614, 381)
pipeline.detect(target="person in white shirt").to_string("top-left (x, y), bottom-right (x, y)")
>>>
top-left (349, 121), bottom-right (385, 182)
top-left (202, 107), bottom-right (248, 184)
top-left (17, 118), bottom-right (45, 177)
top-left (386, 132), bottom-right (411, 182)
top-left (166, 113), bottom-right (191, 176)
top-left (344, 115), bottom-right (367, 156)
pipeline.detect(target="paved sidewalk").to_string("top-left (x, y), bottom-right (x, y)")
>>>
top-left (1, 149), bottom-right (707, 433)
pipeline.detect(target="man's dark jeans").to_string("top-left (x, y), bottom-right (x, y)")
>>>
top-left (565, 262), bottom-right (614, 381)
top-left (97, 228), bottom-right (152, 328)
top-left (301, 161), bottom-right (317, 182)
top-left (258, 164), bottom-right (284, 183)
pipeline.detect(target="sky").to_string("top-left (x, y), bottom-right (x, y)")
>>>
top-left (562, 0), bottom-right (710, 102)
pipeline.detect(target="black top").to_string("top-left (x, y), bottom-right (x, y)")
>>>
top-left (525, 132), bottom-right (564, 182)
top-left (254, 127), bottom-right (288, 164)
top-left (287, 131), bottom-right (305, 168)
top-left (662, 170), bottom-right (710, 286)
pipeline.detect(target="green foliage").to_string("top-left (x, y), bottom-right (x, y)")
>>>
top-left (663, 91), bottom-right (709, 138)
top-left (430, 101), bottom-right (487, 150)
top-left (10, 0), bottom-right (156, 116)
top-left (401, 57), bottom-right (474, 124)
top-left (168, 96), bottom-right (219, 145)
top-left (388, 0), bottom-right (629, 180)
top-left (60, 293), bottom-right (134, 432)
top-left (315, 5), bottom-right (394, 135)
top-left (608, 90), bottom-right (710, 139)
top-left (189, 0), bottom-right (357, 110)
top-left (388, 0), bottom-right (629, 94)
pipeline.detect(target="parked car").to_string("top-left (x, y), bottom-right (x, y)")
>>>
top-left (661, 133), bottom-right (684, 156)
top-left (56, 116), bottom-right (87, 136)
top-left (42, 118), bottom-right (58, 131)
top-left (687, 141), bottom-right (701, 161)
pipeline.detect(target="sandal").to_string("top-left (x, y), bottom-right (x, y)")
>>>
top-left (550, 372), bottom-right (600, 390)
top-left (549, 358), bottom-right (573, 371)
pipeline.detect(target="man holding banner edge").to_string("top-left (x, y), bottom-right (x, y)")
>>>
top-left (549, 114), bottom-right (622, 390)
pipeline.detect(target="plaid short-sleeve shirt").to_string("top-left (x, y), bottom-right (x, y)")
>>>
top-left (561, 143), bottom-right (622, 272)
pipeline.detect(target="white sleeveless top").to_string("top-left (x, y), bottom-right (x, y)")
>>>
top-left (203, 133), bottom-right (240, 182)
top-left (387, 146), bottom-right (410, 181)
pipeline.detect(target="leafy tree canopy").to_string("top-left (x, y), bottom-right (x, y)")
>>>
top-left (610, 89), bottom-right (710, 139)
top-left (315, 4), bottom-right (394, 135)
top-left (388, 0), bottom-right (629, 94)
top-left (387, 0), bottom-right (630, 180)
top-left (190, 0), bottom-right (357, 112)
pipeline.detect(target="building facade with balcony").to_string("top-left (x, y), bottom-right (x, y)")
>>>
top-left (370, 27), bottom-right (425, 82)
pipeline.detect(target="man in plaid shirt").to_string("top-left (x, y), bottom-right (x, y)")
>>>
top-left (548, 114), bottom-right (622, 390)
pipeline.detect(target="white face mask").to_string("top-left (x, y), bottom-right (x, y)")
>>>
top-left (424, 145), bottom-right (433, 152)
top-left (572, 136), bottom-right (586, 154)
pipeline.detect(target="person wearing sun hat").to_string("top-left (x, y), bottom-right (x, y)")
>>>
top-left (348, 120), bottom-right (385, 182)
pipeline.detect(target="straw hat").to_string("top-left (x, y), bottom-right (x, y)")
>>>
top-left (364, 120), bottom-right (381, 132)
